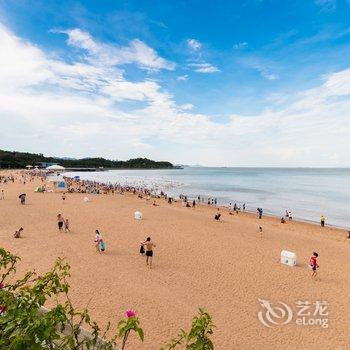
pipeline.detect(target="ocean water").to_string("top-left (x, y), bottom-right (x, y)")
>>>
top-left (63, 167), bottom-right (350, 228)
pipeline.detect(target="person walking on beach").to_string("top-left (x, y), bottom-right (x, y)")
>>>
top-left (141, 237), bottom-right (156, 268)
top-left (62, 193), bottom-right (66, 201)
top-left (309, 252), bottom-right (319, 280)
top-left (259, 226), bottom-right (263, 238)
top-left (14, 227), bottom-right (23, 238)
top-left (57, 214), bottom-right (64, 232)
top-left (320, 215), bottom-right (326, 227)
top-left (0, 190), bottom-right (4, 200)
top-left (257, 208), bottom-right (263, 219)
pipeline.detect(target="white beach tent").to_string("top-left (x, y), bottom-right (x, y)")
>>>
top-left (46, 165), bottom-right (65, 172)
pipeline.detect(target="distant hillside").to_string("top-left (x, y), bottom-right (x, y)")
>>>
top-left (0, 150), bottom-right (175, 169)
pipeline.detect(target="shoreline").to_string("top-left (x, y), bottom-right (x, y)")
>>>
top-left (62, 171), bottom-right (349, 231)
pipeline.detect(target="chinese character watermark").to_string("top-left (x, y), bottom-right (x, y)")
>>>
top-left (257, 299), bottom-right (329, 328)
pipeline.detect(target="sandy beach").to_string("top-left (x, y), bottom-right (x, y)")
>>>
top-left (0, 172), bottom-right (349, 349)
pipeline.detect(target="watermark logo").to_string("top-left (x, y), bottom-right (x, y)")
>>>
top-left (257, 299), bottom-right (329, 328)
top-left (257, 299), bottom-right (293, 327)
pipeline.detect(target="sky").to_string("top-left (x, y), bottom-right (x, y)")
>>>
top-left (0, 0), bottom-right (349, 167)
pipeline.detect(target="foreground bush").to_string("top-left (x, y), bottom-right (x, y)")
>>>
top-left (0, 248), bottom-right (214, 349)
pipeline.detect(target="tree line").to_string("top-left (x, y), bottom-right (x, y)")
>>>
top-left (0, 149), bottom-right (175, 169)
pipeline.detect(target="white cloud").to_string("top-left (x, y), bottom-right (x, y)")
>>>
top-left (314, 0), bottom-right (336, 12)
top-left (187, 38), bottom-right (202, 51)
top-left (0, 22), bottom-right (349, 166)
top-left (188, 63), bottom-right (220, 73)
top-left (57, 28), bottom-right (175, 71)
top-left (242, 57), bottom-right (279, 81)
top-left (233, 42), bottom-right (248, 49)
top-left (178, 103), bottom-right (194, 110)
top-left (177, 74), bottom-right (189, 81)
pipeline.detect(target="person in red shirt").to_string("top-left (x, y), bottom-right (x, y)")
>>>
top-left (309, 252), bottom-right (319, 280)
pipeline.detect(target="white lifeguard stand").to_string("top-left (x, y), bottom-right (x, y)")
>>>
top-left (134, 211), bottom-right (142, 220)
top-left (281, 250), bottom-right (297, 267)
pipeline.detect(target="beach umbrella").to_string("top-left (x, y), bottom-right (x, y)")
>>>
top-left (19, 193), bottom-right (26, 198)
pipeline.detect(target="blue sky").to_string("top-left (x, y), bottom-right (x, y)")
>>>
top-left (0, 0), bottom-right (349, 166)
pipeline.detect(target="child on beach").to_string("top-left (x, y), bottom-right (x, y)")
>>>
top-left (19, 193), bottom-right (26, 205)
top-left (14, 227), bottom-right (23, 238)
top-left (0, 190), bottom-right (4, 200)
top-left (64, 219), bottom-right (70, 232)
top-left (309, 252), bottom-right (319, 280)
top-left (320, 216), bottom-right (326, 227)
top-left (99, 239), bottom-right (106, 252)
top-left (259, 226), bottom-right (263, 238)
top-left (141, 237), bottom-right (156, 268)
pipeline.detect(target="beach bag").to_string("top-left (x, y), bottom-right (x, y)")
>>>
top-left (140, 245), bottom-right (145, 254)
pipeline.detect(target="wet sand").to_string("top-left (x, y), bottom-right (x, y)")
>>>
top-left (0, 173), bottom-right (349, 349)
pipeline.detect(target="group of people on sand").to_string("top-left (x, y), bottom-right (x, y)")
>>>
top-left (57, 214), bottom-right (70, 232)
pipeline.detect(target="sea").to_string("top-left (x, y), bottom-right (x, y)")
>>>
top-left (63, 167), bottom-right (350, 228)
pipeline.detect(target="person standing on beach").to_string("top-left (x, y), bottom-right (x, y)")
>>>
top-left (320, 216), bottom-right (326, 227)
top-left (57, 214), bottom-right (64, 232)
top-left (0, 190), bottom-right (4, 200)
top-left (95, 230), bottom-right (102, 252)
top-left (309, 252), bottom-right (319, 280)
top-left (141, 237), bottom-right (156, 268)
top-left (257, 208), bottom-right (263, 219)
top-left (259, 226), bottom-right (263, 238)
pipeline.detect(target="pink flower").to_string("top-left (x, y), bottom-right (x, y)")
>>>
top-left (125, 309), bottom-right (137, 318)
top-left (0, 282), bottom-right (4, 289)
top-left (0, 305), bottom-right (6, 314)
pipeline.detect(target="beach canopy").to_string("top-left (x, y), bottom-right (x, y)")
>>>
top-left (46, 164), bottom-right (65, 171)
top-left (25, 165), bottom-right (33, 169)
